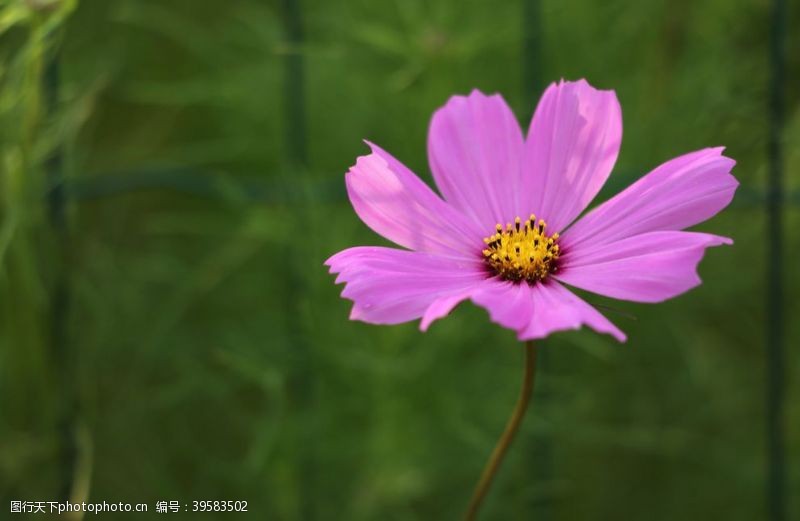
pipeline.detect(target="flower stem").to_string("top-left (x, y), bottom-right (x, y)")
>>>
top-left (464, 340), bottom-right (538, 521)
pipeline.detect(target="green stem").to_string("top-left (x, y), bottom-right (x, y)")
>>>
top-left (464, 340), bottom-right (538, 521)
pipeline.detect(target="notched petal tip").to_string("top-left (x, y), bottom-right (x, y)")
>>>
top-left (342, 141), bottom-right (385, 182)
top-left (696, 146), bottom-right (738, 175)
top-left (348, 306), bottom-right (364, 321)
top-left (419, 292), bottom-right (473, 332)
top-left (324, 249), bottom-right (352, 271)
top-left (324, 249), bottom-right (347, 269)
top-left (517, 322), bottom-right (628, 344)
top-left (432, 89), bottom-right (512, 121)
top-left (361, 139), bottom-right (383, 155)
top-left (446, 87), bottom-right (493, 100)
top-left (346, 150), bottom-right (384, 175)
top-left (552, 77), bottom-right (619, 97)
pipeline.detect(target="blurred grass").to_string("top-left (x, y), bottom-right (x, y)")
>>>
top-left (1, 0), bottom-right (799, 519)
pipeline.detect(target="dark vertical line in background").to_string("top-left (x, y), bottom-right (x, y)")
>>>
top-left (766, 0), bottom-right (786, 519)
top-left (521, 2), bottom-right (552, 520)
top-left (280, 0), bottom-right (315, 519)
top-left (45, 57), bottom-right (66, 232)
top-left (283, 0), bottom-right (307, 164)
top-left (522, 0), bottom-right (544, 111)
top-left (44, 45), bottom-right (74, 503)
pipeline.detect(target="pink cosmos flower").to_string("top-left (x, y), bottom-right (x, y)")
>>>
top-left (326, 79), bottom-right (738, 342)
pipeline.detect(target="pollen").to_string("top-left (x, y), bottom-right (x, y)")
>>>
top-left (482, 215), bottom-right (560, 284)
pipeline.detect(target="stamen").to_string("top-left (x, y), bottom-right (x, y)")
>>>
top-left (481, 215), bottom-right (560, 284)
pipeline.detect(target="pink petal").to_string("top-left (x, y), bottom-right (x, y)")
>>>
top-left (521, 282), bottom-right (626, 342)
top-left (562, 148), bottom-right (738, 250)
top-left (325, 247), bottom-right (486, 325)
top-left (346, 143), bottom-right (483, 256)
top-left (427, 90), bottom-right (525, 228)
top-left (470, 279), bottom-right (535, 332)
top-left (420, 291), bottom-right (475, 331)
top-left (464, 278), bottom-right (625, 342)
top-left (327, 248), bottom-right (626, 342)
top-left (556, 231), bottom-right (731, 303)
top-left (521, 79), bottom-right (622, 233)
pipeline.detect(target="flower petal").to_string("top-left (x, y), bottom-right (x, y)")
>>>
top-left (346, 143), bottom-right (483, 256)
top-left (427, 90), bottom-right (525, 228)
top-left (521, 79), bottom-right (622, 233)
top-left (420, 291), bottom-right (475, 331)
top-left (556, 231), bottom-right (731, 303)
top-left (325, 247), bottom-right (486, 325)
top-left (470, 279), bottom-right (535, 333)
top-left (562, 148), bottom-right (737, 250)
top-left (521, 282), bottom-right (626, 342)
top-left (466, 278), bottom-right (625, 342)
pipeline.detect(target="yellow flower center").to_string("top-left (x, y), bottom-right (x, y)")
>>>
top-left (482, 215), bottom-right (560, 284)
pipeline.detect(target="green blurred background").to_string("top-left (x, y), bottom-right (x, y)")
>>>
top-left (1, 0), bottom-right (799, 519)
